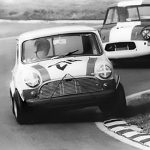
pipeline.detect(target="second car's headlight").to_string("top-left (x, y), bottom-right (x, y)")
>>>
top-left (98, 65), bottom-right (112, 79)
top-left (24, 72), bottom-right (41, 88)
top-left (141, 28), bottom-right (150, 40)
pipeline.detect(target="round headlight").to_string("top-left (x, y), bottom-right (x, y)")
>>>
top-left (24, 72), bottom-right (41, 88)
top-left (141, 28), bottom-right (150, 40)
top-left (98, 65), bottom-right (112, 79)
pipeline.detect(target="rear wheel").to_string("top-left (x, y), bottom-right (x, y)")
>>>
top-left (99, 83), bottom-right (127, 117)
top-left (12, 90), bottom-right (28, 124)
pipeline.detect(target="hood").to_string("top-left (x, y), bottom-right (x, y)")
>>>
top-left (30, 55), bottom-right (110, 82)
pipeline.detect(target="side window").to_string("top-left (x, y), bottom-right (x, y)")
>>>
top-left (105, 8), bottom-right (118, 24)
top-left (138, 6), bottom-right (150, 19)
top-left (118, 7), bottom-right (129, 22)
top-left (127, 7), bottom-right (139, 21)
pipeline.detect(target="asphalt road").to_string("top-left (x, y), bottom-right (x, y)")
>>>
top-left (116, 68), bottom-right (150, 96)
top-left (1, 22), bottom-right (150, 150)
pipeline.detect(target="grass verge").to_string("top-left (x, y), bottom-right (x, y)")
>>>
top-left (0, 0), bottom-right (121, 20)
top-left (125, 93), bottom-right (150, 134)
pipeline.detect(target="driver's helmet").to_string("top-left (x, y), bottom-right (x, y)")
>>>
top-left (34, 38), bottom-right (50, 58)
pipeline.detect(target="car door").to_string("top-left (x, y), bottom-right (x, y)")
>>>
top-left (100, 7), bottom-right (118, 43)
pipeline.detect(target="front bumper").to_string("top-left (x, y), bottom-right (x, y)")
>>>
top-left (104, 40), bottom-right (150, 59)
top-left (23, 77), bottom-right (117, 109)
top-left (26, 89), bottom-right (115, 109)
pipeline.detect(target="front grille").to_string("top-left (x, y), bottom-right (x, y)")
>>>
top-left (105, 42), bottom-right (136, 51)
top-left (39, 77), bottom-right (104, 99)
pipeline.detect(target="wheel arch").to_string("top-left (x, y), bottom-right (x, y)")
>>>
top-left (10, 81), bottom-right (16, 99)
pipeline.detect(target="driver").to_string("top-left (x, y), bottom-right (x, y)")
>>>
top-left (34, 38), bottom-right (50, 59)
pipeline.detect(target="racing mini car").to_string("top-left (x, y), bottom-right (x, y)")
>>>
top-left (100, 0), bottom-right (150, 63)
top-left (10, 25), bottom-right (126, 124)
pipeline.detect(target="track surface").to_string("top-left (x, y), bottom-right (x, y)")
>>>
top-left (1, 22), bottom-right (150, 150)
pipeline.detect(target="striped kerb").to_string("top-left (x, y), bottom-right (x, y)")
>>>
top-left (86, 58), bottom-right (97, 76)
top-left (32, 65), bottom-right (51, 82)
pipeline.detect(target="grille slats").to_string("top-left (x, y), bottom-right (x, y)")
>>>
top-left (39, 77), bottom-right (103, 99)
top-left (105, 42), bottom-right (136, 51)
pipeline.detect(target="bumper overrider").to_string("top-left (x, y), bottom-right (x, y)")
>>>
top-left (22, 77), bottom-right (117, 109)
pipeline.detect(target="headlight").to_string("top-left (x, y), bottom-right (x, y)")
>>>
top-left (24, 72), bottom-right (41, 88)
top-left (98, 65), bottom-right (112, 79)
top-left (141, 28), bottom-right (150, 40)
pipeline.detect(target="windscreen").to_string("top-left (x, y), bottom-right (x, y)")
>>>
top-left (123, 5), bottom-right (150, 22)
top-left (22, 32), bottom-right (102, 63)
top-left (105, 5), bottom-right (150, 24)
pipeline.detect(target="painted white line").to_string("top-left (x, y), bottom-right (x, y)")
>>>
top-left (104, 118), bottom-right (122, 123)
top-left (133, 135), bottom-right (150, 142)
top-left (127, 125), bottom-right (143, 132)
top-left (104, 121), bottom-right (127, 127)
top-left (144, 141), bottom-right (150, 146)
top-left (96, 122), bottom-right (150, 150)
top-left (111, 126), bottom-right (126, 132)
top-left (123, 131), bottom-right (142, 138)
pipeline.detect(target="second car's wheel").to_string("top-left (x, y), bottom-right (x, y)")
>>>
top-left (12, 90), bottom-right (28, 124)
top-left (99, 83), bottom-right (127, 117)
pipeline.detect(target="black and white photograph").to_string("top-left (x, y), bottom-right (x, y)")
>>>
top-left (1, 0), bottom-right (150, 149)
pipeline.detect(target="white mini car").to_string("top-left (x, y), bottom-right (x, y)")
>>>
top-left (10, 26), bottom-right (126, 124)
top-left (100, 0), bottom-right (150, 63)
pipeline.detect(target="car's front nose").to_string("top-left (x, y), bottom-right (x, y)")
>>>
top-left (24, 77), bottom-right (116, 109)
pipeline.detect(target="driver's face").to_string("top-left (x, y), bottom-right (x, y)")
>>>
top-left (36, 49), bottom-right (49, 59)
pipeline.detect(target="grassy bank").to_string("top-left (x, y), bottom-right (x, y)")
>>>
top-left (125, 93), bottom-right (150, 133)
top-left (0, 0), bottom-right (121, 20)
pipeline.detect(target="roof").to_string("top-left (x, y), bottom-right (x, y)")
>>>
top-left (111, 0), bottom-right (150, 7)
top-left (18, 25), bottom-right (96, 42)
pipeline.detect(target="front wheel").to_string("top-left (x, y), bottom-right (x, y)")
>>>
top-left (114, 83), bottom-right (127, 116)
top-left (12, 90), bottom-right (28, 124)
top-left (99, 83), bottom-right (127, 117)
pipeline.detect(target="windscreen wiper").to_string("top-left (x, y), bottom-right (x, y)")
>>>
top-left (50, 50), bottom-right (79, 60)
top-left (64, 50), bottom-right (79, 56)
top-left (50, 55), bottom-right (64, 60)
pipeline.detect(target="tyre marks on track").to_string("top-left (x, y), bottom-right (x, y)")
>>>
top-left (104, 119), bottom-right (150, 148)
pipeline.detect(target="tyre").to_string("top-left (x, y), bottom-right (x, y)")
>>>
top-left (12, 90), bottom-right (28, 124)
top-left (114, 83), bottom-right (127, 116)
top-left (9, 89), bottom-right (14, 114)
top-left (99, 83), bottom-right (127, 117)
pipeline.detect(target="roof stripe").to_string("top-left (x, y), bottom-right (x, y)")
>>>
top-left (118, 0), bottom-right (143, 7)
top-left (110, 0), bottom-right (150, 7)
